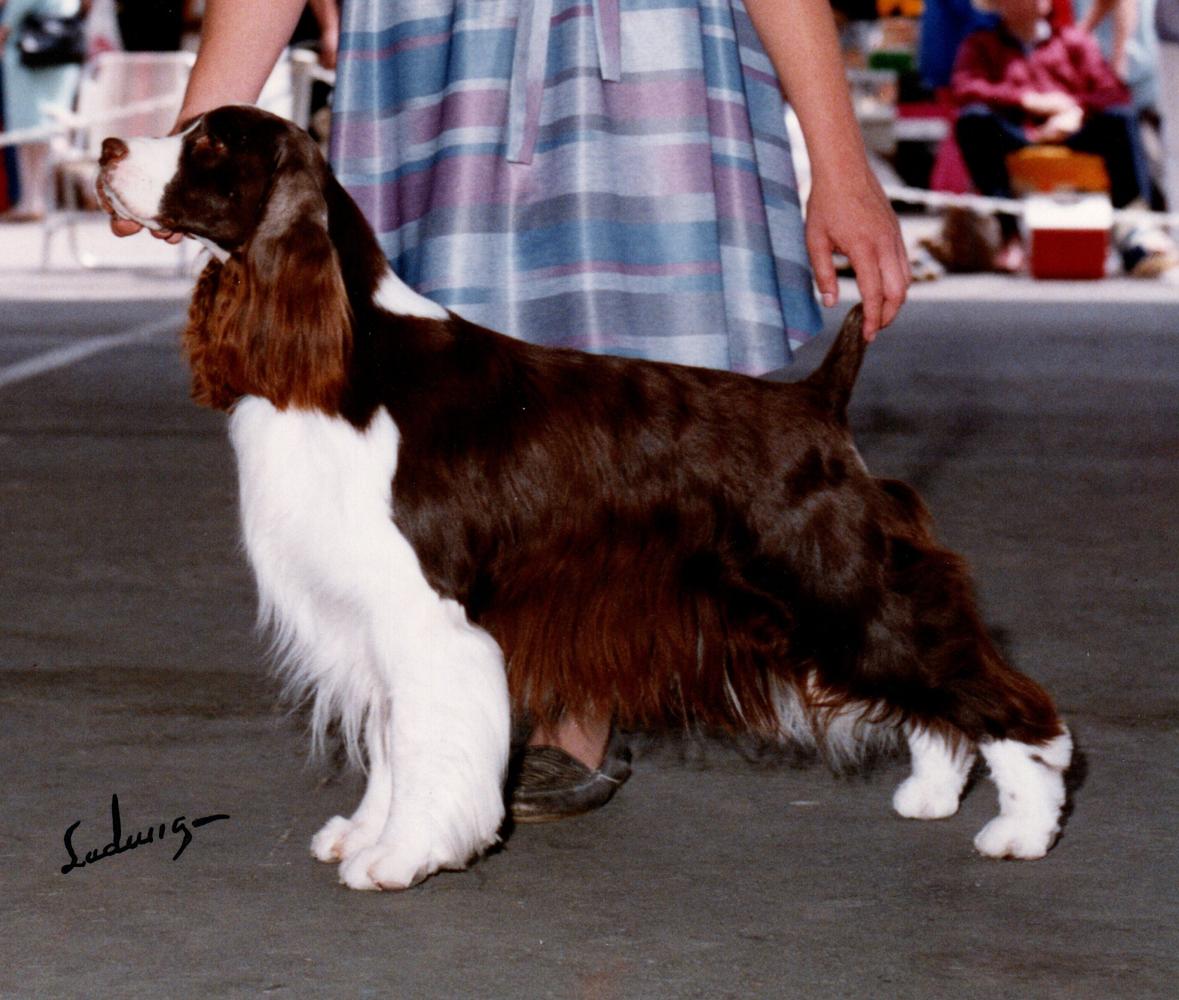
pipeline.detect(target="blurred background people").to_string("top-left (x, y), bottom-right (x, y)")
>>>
top-left (1076, 0), bottom-right (1157, 111)
top-left (113, 0), bottom-right (193, 53)
top-left (951, 0), bottom-right (1172, 272)
top-left (294, 0), bottom-right (337, 70)
top-left (920, 0), bottom-right (1072, 92)
top-left (0, 0), bottom-right (88, 221)
top-left (1157, 0), bottom-right (1179, 219)
top-left (920, 0), bottom-right (998, 91)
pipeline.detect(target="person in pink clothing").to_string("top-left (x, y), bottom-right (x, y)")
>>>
top-left (951, 0), bottom-right (1156, 271)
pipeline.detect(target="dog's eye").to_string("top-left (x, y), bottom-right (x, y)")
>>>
top-left (191, 133), bottom-right (226, 158)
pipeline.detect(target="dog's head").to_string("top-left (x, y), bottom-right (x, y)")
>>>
top-left (99, 106), bottom-right (355, 412)
top-left (98, 105), bottom-right (332, 251)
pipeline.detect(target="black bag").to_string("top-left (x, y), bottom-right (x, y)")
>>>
top-left (17, 12), bottom-right (88, 69)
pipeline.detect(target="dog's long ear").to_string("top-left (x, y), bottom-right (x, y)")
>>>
top-left (183, 131), bottom-right (352, 412)
top-left (183, 255), bottom-right (240, 410)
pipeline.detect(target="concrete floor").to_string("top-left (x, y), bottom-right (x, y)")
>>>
top-left (1, 263), bottom-right (1177, 997)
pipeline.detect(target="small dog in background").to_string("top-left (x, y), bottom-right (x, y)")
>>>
top-left (97, 106), bottom-right (1072, 891)
top-left (920, 207), bottom-right (1007, 274)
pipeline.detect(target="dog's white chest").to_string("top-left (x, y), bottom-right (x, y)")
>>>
top-left (225, 393), bottom-right (472, 675)
top-left (225, 397), bottom-right (511, 889)
top-left (228, 397), bottom-right (405, 597)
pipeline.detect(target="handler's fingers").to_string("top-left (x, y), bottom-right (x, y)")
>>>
top-left (108, 218), bottom-right (182, 243)
top-left (878, 234), bottom-right (911, 331)
top-left (846, 244), bottom-right (884, 341)
top-left (110, 217), bottom-right (143, 238)
top-left (807, 227), bottom-right (839, 310)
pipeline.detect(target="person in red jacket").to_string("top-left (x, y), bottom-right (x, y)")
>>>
top-left (951, 0), bottom-right (1156, 272)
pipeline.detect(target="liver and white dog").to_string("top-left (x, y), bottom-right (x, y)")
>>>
top-left (97, 106), bottom-right (1072, 891)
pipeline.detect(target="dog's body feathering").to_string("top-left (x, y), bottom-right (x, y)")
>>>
top-left (99, 107), bottom-right (1072, 890)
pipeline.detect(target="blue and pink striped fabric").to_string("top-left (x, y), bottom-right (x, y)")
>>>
top-left (330, 0), bottom-right (820, 374)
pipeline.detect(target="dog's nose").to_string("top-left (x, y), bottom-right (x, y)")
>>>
top-left (99, 137), bottom-right (129, 168)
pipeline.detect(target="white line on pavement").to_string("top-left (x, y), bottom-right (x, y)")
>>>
top-left (0, 313), bottom-right (183, 391)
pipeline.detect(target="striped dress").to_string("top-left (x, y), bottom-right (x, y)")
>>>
top-left (330, 0), bottom-right (820, 374)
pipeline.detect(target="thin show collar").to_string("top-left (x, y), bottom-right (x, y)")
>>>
top-left (506, 0), bottom-right (622, 165)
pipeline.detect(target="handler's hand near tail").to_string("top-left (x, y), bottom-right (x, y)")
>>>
top-left (806, 166), bottom-right (910, 342)
top-left (745, 0), bottom-right (911, 342)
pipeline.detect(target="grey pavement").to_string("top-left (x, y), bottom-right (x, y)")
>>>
top-left (1, 216), bottom-right (1177, 998)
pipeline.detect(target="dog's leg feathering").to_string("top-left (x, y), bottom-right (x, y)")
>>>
top-left (336, 599), bottom-right (510, 891)
top-left (311, 701), bottom-right (394, 863)
top-left (231, 400), bottom-right (510, 890)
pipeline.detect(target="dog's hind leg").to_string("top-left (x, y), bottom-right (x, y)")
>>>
top-left (884, 646), bottom-right (1070, 858)
top-left (880, 663), bottom-right (1070, 859)
top-left (973, 727), bottom-right (1072, 859)
top-left (920, 665), bottom-right (1069, 860)
top-left (907, 637), bottom-right (1071, 859)
top-left (892, 725), bottom-right (976, 820)
top-left (837, 538), bottom-right (1071, 859)
top-left (311, 701), bottom-right (393, 863)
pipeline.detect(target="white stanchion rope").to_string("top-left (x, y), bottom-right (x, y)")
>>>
top-left (0, 90), bottom-right (190, 149)
top-left (883, 183), bottom-right (1179, 230)
top-left (0, 82), bottom-right (310, 149)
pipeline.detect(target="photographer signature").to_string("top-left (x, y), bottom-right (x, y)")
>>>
top-left (61, 794), bottom-right (229, 874)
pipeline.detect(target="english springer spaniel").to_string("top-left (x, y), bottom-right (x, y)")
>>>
top-left (97, 106), bottom-right (1072, 891)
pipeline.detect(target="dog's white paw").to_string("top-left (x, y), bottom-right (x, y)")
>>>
top-left (337, 841), bottom-right (443, 891)
top-left (973, 816), bottom-right (1057, 860)
top-left (892, 775), bottom-right (961, 820)
top-left (310, 814), bottom-right (382, 863)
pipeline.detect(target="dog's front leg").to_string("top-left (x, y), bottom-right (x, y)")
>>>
top-left (311, 701), bottom-right (394, 863)
top-left (338, 598), bottom-right (510, 891)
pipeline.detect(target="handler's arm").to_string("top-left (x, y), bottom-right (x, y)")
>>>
top-left (176, 0), bottom-right (308, 125)
top-left (745, 0), bottom-right (909, 339)
top-left (1081, 0), bottom-right (1136, 79)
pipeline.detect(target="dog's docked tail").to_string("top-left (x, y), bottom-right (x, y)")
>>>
top-left (803, 304), bottom-right (868, 422)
